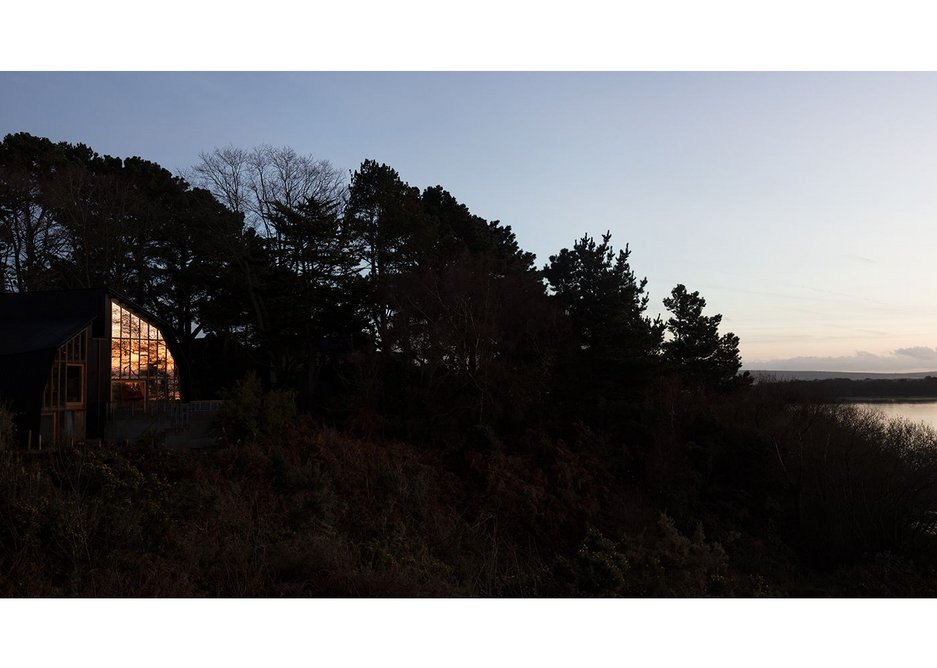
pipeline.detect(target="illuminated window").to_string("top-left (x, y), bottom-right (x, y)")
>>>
top-left (109, 301), bottom-right (180, 403)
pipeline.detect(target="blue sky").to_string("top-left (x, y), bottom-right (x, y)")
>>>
top-left (4, 71), bottom-right (937, 371)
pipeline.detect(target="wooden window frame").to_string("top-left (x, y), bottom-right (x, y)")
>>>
top-left (64, 362), bottom-right (85, 408)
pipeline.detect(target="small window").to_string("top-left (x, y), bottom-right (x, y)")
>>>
top-left (65, 364), bottom-right (84, 406)
top-left (40, 413), bottom-right (55, 445)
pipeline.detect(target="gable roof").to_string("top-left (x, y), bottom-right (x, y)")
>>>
top-left (0, 316), bottom-right (95, 355)
top-left (0, 287), bottom-right (183, 351)
top-left (0, 290), bottom-right (107, 426)
top-left (0, 288), bottom-right (110, 355)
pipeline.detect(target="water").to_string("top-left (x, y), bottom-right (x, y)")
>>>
top-left (846, 400), bottom-right (937, 430)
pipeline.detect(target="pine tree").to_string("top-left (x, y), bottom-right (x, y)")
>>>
top-left (544, 231), bottom-right (663, 362)
top-left (662, 284), bottom-right (742, 388)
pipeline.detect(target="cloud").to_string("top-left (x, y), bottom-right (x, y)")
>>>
top-left (895, 346), bottom-right (937, 360)
top-left (747, 348), bottom-right (937, 373)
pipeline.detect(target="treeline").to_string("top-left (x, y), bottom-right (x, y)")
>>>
top-left (784, 377), bottom-right (937, 400)
top-left (0, 132), bottom-right (744, 442)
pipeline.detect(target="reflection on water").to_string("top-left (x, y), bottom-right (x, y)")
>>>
top-left (847, 401), bottom-right (937, 430)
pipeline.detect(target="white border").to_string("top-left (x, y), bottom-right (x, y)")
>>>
top-left (5, 1), bottom-right (937, 70)
top-left (0, 598), bottom-right (929, 667)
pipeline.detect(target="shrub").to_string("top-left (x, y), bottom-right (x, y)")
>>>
top-left (218, 373), bottom-right (297, 445)
top-left (784, 405), bottom-right (937, 566)
top-left (0, 402), bottom-right (13, 450)
top-left (553, 515), bottom-right (729, 596)
top-left (553, 528), bottom-right (630, 595)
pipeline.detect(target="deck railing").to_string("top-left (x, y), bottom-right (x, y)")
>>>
top-left (107, 399), bottom-right (226, 431)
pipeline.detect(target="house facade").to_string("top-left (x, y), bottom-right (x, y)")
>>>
top-left (0, 288), bottom-right (184, 446)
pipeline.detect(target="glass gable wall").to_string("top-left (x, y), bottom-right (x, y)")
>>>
top-left (110, 301), bottom-right (180, 404)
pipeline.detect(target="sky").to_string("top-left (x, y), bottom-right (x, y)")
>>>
top-left (3, 71), bottom-right (937, 372)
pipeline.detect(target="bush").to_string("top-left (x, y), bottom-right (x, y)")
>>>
top-left (218, 373), bottom-right (297, 445)
top-left (553, 515), bottom-right (729, 596)
top-left (0, 403), bottom-right (13, 450)
top-left (553, 528), bottom-right (630, 595)
top-left (779, 404), bottom-right (937, 566)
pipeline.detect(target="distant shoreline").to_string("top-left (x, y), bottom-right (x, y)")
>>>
top-left (747, 369), bottom-right (937, 381)
top-left (838, 397), bottom-right (937, 404)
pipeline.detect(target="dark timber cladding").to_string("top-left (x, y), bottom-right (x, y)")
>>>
top-left (0, 288), bottom-right (186, 446)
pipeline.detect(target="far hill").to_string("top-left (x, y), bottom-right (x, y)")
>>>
top-left (746, 369), bottom-right (937, 381)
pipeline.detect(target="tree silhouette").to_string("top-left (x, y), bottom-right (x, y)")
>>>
top-left (190, 144), bottom-right (345, 245)
top-left (544, 232), bottom-right (664, 428)
top-left (260, 195), bottom-right (368, 385)
top-left (662, 283), bottom-right (742, 388)
top-left (544, 231), bottom-right (663, 362)
top-left (419, 185), bottom-right (536, 275)
top-left (344, 160), bottom-right (427, 351)
top-left (0, 133), bottom-right (69, 292)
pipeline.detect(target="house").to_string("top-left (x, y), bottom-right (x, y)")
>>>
top-left (0, 288), bottom-right (186, 447)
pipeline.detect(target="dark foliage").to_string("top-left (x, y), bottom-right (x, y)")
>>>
top-left (662, 284), bottom-right (744, 389)
top-left (785, 376), bottom-right (937, 400)
top-left (3, 134), bottom-right (937, 596)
